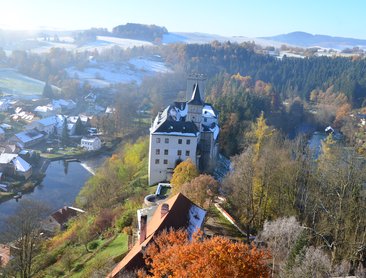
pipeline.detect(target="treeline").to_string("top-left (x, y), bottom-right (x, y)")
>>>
top-left (112, 23), bottom-right (168, 43)
top-left (205, 73), bottom-right (311, 156)
top-left (167, 42), bottom-right (366, 107)
top-left (223, 114), bottom-right (366, 276)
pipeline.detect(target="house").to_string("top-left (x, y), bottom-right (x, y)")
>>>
top-left (81, 136), bottom-right (101, 151)
top-left (148, 83), bottom-right (219, 185)
top-left (0, 153), bottom-right (32, 179)
top-left (108, 193), bottom-right (206, 277)
top-left (52, 99), bottom-right (76, 111)
top-left (10, 130), bottom-right (45, 148)
top-left (42, 206), bottom-right (85, 233)
top-left (26, 115), bottom-right (65, 135)
top-left (34, 104), bottom-right (61, 117)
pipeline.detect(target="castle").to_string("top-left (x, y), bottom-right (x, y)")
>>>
top-left (148, 83), bottom-right (219, 185)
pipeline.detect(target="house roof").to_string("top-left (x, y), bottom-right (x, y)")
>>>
top-left (51, 206), bottom-right (84, 226)
top-left (0, 154), bottom-right (31, 172)
top-left (37, 115), bottom-right (64, 127)
top-left (108, 193), bottom-right (206, 277)
top-left (0, 153), bottom-right (17, 164)
top-left (187, 83), bottom-right (204, 106)
top-left (15, 130), bottom-right (44, 143)
top-left (13, 156), bottom-right (31, 172)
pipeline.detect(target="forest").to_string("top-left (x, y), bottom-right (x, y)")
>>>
top-left (1, 39), bottom-right (366, 276)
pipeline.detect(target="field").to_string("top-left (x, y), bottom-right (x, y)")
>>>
top-left (0, 68), bottom-right (45, 98)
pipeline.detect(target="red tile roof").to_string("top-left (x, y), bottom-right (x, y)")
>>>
top-left (108, 193), bottom-right (206, 277)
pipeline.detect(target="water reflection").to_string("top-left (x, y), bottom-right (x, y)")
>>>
top-left (0, 161), bottom-right (92, 232)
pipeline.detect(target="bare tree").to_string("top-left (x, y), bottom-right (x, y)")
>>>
top-left (0, 200), bottom-right (50, 278)
top-left (258, 216), bottom-right (303, 277)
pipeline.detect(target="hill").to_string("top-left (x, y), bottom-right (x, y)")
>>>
top-left (263, 31), bottom-right (366, 50)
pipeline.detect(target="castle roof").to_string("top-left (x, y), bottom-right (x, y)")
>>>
top-left (151, 105), bottom-right (199, 136)
top-left (187, 83), bottom-right (204, 106)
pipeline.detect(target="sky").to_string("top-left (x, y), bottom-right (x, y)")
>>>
top-left (0, 0), bottom-right (365, 39)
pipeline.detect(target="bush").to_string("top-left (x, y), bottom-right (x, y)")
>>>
top-left (73, 263), bottom-right (84, 272)
top-left (115, 211), bottom-right (133, 230)
top-left (88, 240), bottom-right (99, 250)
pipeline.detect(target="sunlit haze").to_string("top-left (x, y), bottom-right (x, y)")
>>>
top-left (0, 0), bottom-right (365, 38)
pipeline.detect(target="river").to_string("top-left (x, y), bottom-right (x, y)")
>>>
top-left (0, 155), bottom-right (108, 232)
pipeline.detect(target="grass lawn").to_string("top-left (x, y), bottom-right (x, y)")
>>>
top-left (70, 233), bottom-right (128, 278)
top-left (0, 68), bottom-right (44, 97)
top-left (205, 205), bottom-right (245, 240)
top-left (0, 68), bottom-right (60, 98)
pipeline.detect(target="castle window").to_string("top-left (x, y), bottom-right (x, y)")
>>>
top-left (155, 159), bottom-right (160, 164)
top-left (156, 149), bottom-right (160, 155)
top-left (164, 149), bottom-right (169, 155)
top-left (186, 139), bottom-right (191, 145)
top-left (163, 159), bottom-right (168, 165)
top-left (165, 138), bottom-right (169, 143)
top-left (178, 139), bottom-right (182, 144)
top-left (177, 150), bottom-right (182, 156)
top-left (156, 138), bottom-right (161, 143)
top-left (186, 150), bottom-right (190, 156)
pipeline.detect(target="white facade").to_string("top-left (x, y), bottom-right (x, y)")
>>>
top-left (149, 133), bottom-right (199, 185)
top-left (148, 83), bottom-right (219, 186)
top-left (81, 137), bottom-right (101, 151)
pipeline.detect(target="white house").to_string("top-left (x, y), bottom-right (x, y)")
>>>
top-left (148, 83), bottom-right (219, 185)
top-left (81, 136), bottom-right (101, 151)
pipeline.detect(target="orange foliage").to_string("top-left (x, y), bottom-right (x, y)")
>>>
top-left (141, 229), bottom-right (271, 278)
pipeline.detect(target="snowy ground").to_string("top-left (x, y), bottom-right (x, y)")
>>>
top-left (29, 36), bottom-right (152, 54)
top-left (66, 57), bottom-right (171, 88)
top-left (162, 32), bottom-right (287, 48)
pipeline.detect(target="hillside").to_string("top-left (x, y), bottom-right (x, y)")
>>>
top-left (263, 31), bottom-right (366, 50)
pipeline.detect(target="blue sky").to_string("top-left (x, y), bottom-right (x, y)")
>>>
top-left (0, 0), bottom-right (365, 39)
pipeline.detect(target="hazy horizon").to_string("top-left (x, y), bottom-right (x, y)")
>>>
top-left (0, 0), bottom-right (365, 39)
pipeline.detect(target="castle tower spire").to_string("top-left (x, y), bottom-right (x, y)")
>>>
top-left (187, 83), bottom-right (204, 130)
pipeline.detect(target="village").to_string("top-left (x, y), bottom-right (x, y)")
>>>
top-left (0, 91), bottom-right (109, 203)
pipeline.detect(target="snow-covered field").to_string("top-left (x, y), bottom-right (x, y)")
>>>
top-left (66, 57), bottom-right (171, 88)
top-left (30, 36), bottom-right (152, 54)
top-left (162, 32), bottom-right (287, 48)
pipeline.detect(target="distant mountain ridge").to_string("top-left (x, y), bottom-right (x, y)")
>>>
top-left (262, 31), bottom-right (366, 50)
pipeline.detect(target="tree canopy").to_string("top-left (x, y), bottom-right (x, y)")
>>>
top-left (141, 229), bottom-right (271, 278)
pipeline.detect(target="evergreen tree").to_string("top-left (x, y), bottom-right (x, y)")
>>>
top-left (74, 117), bottom-right (85, 135)
top-left (61, 117), bottom-right (69, 146)
top-left (42, 81), bottom-right (54, 99)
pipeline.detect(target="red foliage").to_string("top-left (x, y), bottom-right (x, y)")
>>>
top-left (141, 229), bottom-right (271, 278)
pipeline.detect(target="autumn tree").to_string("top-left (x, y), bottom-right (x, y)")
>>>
top-left (141, 229), bottom-right (271, 278)
top-left (309, 136), bottom-right (366, 268)
top-left (171, 158), bottom-right (199, 194)
top-left (180, 174), bottom-right (219, 208)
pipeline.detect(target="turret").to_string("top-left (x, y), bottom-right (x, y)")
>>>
top-left (186, 83), bottom-right (204, 131)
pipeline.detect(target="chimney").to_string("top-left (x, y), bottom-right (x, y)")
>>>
top-left (140, 215), bottom-right (147, 244)
top-left (161, 203), bottom-right (169, 218)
